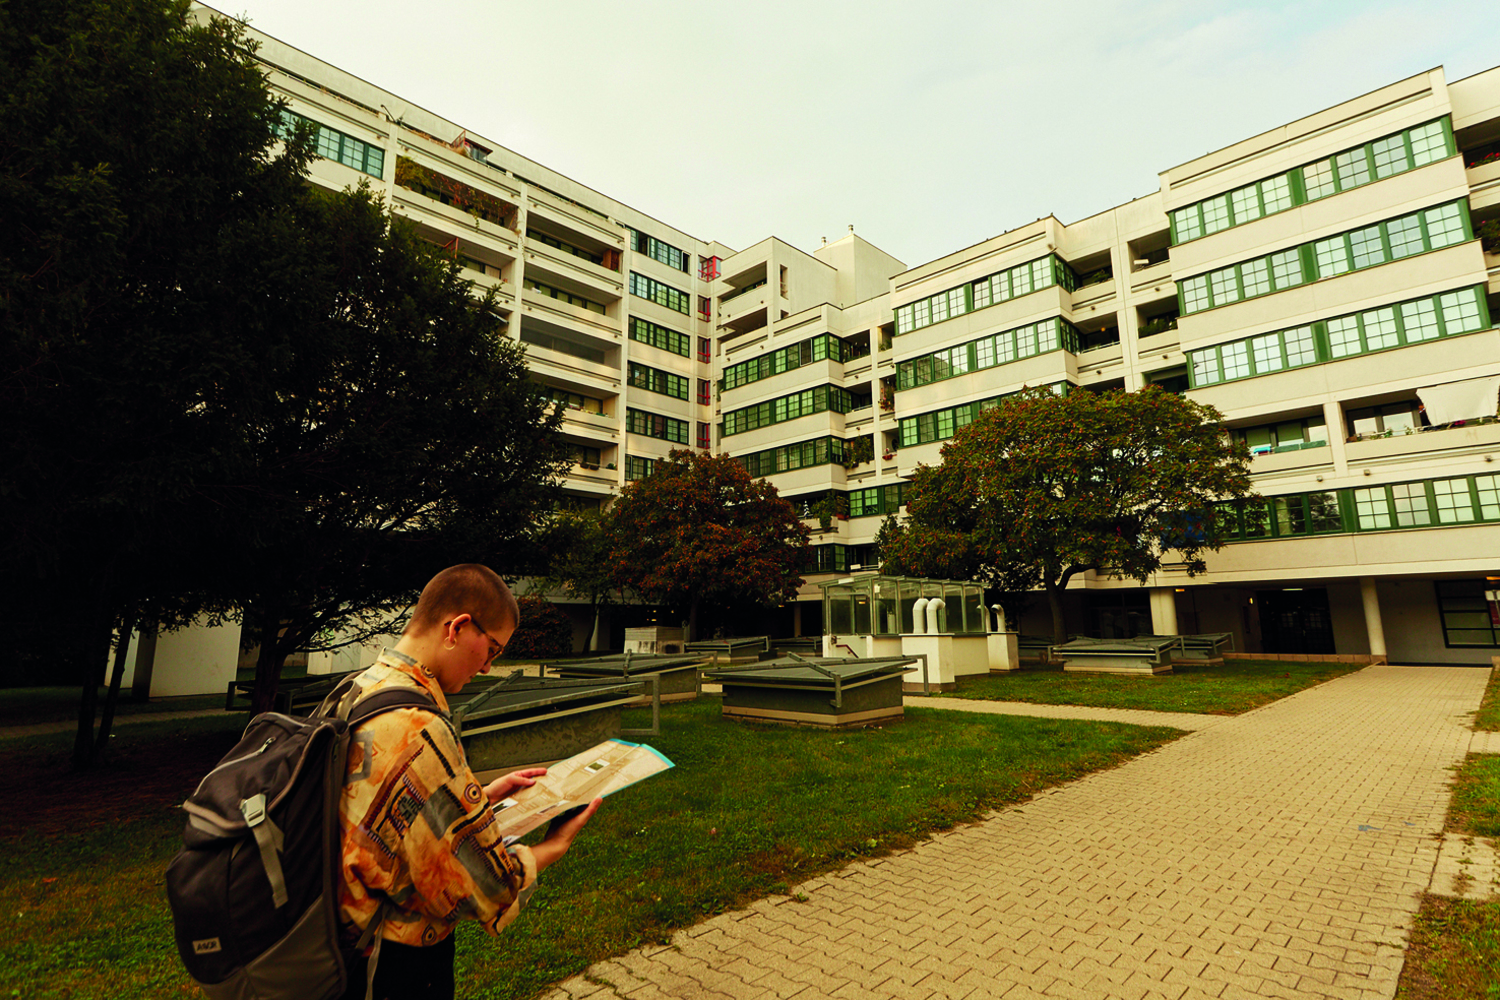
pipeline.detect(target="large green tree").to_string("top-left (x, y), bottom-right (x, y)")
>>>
top-left (0, 0), bottom-right (315, 763)
top-left (216, 185), bottom-right (567, 716)
top-left (607, 451), bottom-right (811, 639)
top-left (1, 0), bottom-right (567, 749)
top-left (880, 387), bottom-right (1253, 643)
top-left (530, 509), bottom-right (622, 652)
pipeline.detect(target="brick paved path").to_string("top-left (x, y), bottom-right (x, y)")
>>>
top-left (545, 665), bottom-right (1491, 1000)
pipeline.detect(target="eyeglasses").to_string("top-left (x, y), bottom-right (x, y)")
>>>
top-left (470, 619), bottom-right (504, 663)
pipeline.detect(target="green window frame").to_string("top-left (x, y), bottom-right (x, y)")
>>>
top-left (1188, 285), bottom-right (1489, 388)
top-left (1169, 117), bottom-right (1455, 245)
top-left (628, 317), bottom-right (690, 357)
top-left (895, 254), bottom-right (1077, 336)
top-left (1178, 200), bottom-right (1472, 316)
top-left (628, 230), bottom-right (690, 273)
top-left (277, 109), bottom-right (385, 178)
top-left (899, 384), bottom-right (1070, 447)
top-left (734, 436), bottom-right (851, 478)
top-left (629, 272), bottom-right (691, 314)
top-left (625, 455), bottom-right (656, 481)
top-left (722, 335), bottom-right (852, 392)
top-left (626, 407), bottom-right (689, 445)
top-left (542, 386), bottom-right (604, 414)
top-left (627, 362), bottom-right (689, 400)
top-left (1223, 472), bottom-right (1500, 542)
top-left (804, 544), bottom-right (850, 575)
top-left (722, 384), bottom-right (853, 436)
top-left (896, 318), bottom-right (1081, 390)
top-left (527, 278), bottom-right (606, 315)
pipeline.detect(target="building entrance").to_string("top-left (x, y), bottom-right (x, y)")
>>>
top-left (1257, 589), bottom-right (1335, 654)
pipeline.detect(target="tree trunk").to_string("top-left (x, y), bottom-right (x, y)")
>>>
top-left (93, 605), bottom-right (138, 764)
top-left (1044, 578), bottom-right (1068, 648)
top-left (588, 604), bottom-right (602, 652)
top-left (250, 604), bottom-right (287, 716)
top-left (72, 609), bottom-right (114, 770)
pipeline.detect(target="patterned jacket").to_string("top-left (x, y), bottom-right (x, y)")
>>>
top-left (338, 649), bottom-right (536, 946)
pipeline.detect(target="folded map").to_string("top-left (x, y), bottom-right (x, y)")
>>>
top-left (491, 738), bottom-right (674, 841)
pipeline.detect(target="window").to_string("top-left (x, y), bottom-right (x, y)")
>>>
top-left (628, 230), bottom-right (689, 272)
top-left (1178, 200), bottom-right (1471, 315)
top-left (1433, 479), bottom-right (1476, 523)
top-left (1391, 483), bottom-right (1431, 526)
top-left (697, 379), bottom-right (711, 405)
top-left (721, 335), bottom-right (853, 391)
top-left (628, 362), bottom-right (689, 399)
top-left (722, 385), bottom-right (853, 436)
top-left (894, 255), bottom-right (1073, 335)
top-left (697, 422), bottom-right (711, 450)
top-left (1236, 416), bottom-right (1327, 455)
top-left (1170, 118), bottom-right (1455, 243)
top-left (625, 455), bottom-right (656, 481)
top-left (527, 278), bottom-right (606, 314)
top-left (1354, 488), bottom-right (1391, 529)
top-left (1185, 286), bottom-right (1490, 387)
top-left (529, 229), bottom-right (605, 267)
top-left (1437, 581), bottom-right (1500, 648)
top-left (629, 272), bottom-right (690, 314)
top-left (571, 445), bottom-right (601, 467)
top-left (626, 408), bottom-right (688, 444)
top-left (735, 436), bottom-right (851, 478)
top-left (277, 109), bottom-right (385, 177)
top-left (896, 318), bottom-right (1079, 390)
top-left (543, 387), bottom-right (604, 414)
top-left (697, 337), bottom-right (712, 363)
top-left (628, 317), bottom-right (690, 356)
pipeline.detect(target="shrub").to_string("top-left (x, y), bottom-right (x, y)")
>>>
top-left (504, 597), bottom-right (575, 660)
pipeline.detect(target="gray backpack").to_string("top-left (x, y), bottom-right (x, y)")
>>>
top-left (166, 677), bottom-right (439, 1000)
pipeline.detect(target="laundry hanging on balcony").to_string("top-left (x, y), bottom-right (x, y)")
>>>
top-left (1416, 375), bottom-right (1500, 426)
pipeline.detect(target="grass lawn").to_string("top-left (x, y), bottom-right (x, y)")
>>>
top-left (1448, 754), bottom-right (1500, 838)
top-left (0, 686), bottom-right (226, 729)
top-left (931, 658), bottom-right (1365, 715)
top-left (1476, 666), bottom-right (1500, 731)
top-left (0, 698), bottom-right (1180, 1000)
top-left (1396, 896), bottom-right (1500, 999)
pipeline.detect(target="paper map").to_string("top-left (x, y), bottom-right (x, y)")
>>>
top-left (491, 738), bottom-right (674, 841)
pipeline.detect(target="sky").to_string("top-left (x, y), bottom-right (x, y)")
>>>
top-left (219, 0), bottom-right (1500, 269)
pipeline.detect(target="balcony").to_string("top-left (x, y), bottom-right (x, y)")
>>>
top-left (1466, 155), bottom-right (1500, 213)
top-left (1344, 417), bottom-right (1500, 463)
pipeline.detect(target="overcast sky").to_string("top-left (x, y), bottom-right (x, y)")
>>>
top-left (221, 1), bottom-right (1500, 269)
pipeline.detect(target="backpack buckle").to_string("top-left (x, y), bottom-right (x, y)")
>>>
top-left (241, 793), bottom-right (267, 827)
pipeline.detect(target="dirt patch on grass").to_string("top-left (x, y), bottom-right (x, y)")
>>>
top-left (1397, 895), bottom-right (1500, 999)
top-left (0, 722), bottom-right (243, 840)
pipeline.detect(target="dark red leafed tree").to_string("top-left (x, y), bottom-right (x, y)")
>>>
top-left (606, 451), bottom-right (811, 639)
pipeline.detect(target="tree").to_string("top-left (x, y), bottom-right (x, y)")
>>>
top-left (607, 451), bottom-right (811, 639)
top-left (210, 185), bottom-right (568, 715)
top-left (0, 0), bottom-right (317, 764)
top-left (504, 597), bottom-right (575, 660)
top-left (880, 387), bottom-right (1253, 644)
top-left (530, 509), bottom-right (621, 652)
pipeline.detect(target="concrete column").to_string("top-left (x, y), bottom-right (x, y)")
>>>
top-left (1149, 588), bottom-right (1179, 636)
top-left (1360, 576), bottom-right (1386, 659)
top-left (1324, 400), bottom-right (1349, 476)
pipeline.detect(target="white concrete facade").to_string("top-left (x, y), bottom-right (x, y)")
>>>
top-left (195, 3), bottom-right (1500, 673)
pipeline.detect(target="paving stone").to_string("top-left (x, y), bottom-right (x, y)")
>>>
top-left (533, 666), bottom-right (1491, 1000)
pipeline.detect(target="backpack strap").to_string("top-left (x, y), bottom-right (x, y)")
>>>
top-left (346, 687), bottom-right (441, 726)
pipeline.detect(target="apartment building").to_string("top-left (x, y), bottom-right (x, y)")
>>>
top-left (217, 5), bottom-right (1500, 666)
